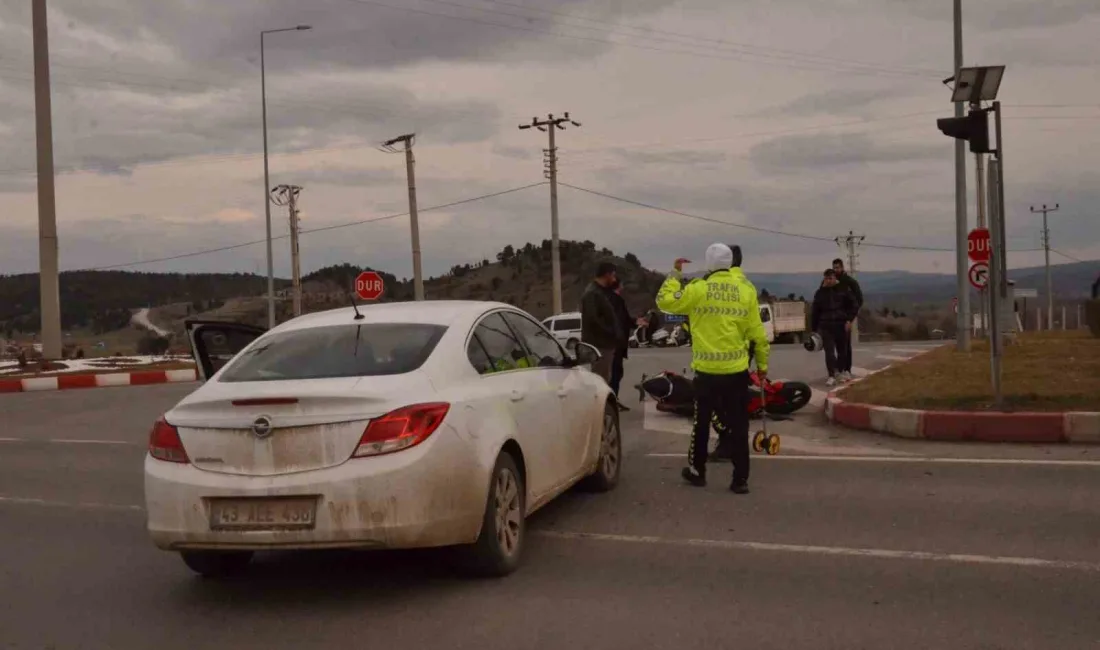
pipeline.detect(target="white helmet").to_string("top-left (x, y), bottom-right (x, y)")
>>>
top-left (803, 332), bottom-right (823, 352)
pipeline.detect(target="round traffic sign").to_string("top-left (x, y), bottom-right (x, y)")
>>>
top-left (968, 262), bottom-right (989, 289)
top-left (967, 228), bottom-right (991, 263)
top-left (354, 271), bottom-right (385, 301)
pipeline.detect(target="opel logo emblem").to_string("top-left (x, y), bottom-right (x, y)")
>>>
top-left (251, 416), bottom-right (274, 439)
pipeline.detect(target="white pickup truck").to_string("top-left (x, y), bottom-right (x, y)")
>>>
top-left (760, 299), bottom-right (809, 344)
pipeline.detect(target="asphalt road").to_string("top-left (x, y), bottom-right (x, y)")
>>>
top-left (2, 342), bottom-right (1099, 649)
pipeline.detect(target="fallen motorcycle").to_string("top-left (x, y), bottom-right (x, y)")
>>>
top-left (637, 369), bottom-right (813, 419)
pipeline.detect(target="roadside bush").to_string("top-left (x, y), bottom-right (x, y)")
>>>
top-left (137, 335), bottom-right (171, 356)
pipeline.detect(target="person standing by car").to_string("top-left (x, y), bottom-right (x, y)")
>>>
top-left (606, 281), bottom-right (639, 411)
top-left (832, 258), bottom-right (863, 382)
top-left (581, 261), bottom-right (622, 386)
top-left (812, 269), bottom-right (859, 387)
top-left (657, 244), bottom-right (770, 495)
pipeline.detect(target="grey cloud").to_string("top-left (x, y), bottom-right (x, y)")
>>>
top-left (752, 86), bottom-right (914, 118)
top-left (492, 145), bottom-right (536, 161)
top-left (877, 0), bottom-right (1100, 30)
top-left (610, 149), bottom-right (727, 165)
top-left (749, 132), bottom-right (945, 175)
top-left (280, 165), bottom-right (400, 188)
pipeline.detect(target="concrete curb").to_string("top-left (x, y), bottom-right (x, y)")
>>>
top-left (0, 368), bottom-right (197, 394)
top-left (825, 394), bottom-right (1100, 444)
top-left (823, 342), bottom-right (1099, 444)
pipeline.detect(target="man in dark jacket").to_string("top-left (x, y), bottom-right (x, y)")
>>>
top-left (832, 258), bottom-right (863, 380)
top-left (606, 282), bottom-right (635, 410)
top-left (581, 261), bottom-right (622, 384)
top-left (812, 269), bottom-right (859, 386)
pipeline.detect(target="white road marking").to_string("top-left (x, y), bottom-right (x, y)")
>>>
top-left (536, 530), bottom-right (1100, 573)
top-left (0, 438), bottom-right (136, 446)
top-left (0, 495), bottom-right (143, 512)
top-left (890, 347), bottom-right (928, 353)
top-left (876, 354), bottom-right (911, 361)
top-left (644, 453), bottom-right (1100, 467)
top-left (50, 439), bottom-right (135, 445)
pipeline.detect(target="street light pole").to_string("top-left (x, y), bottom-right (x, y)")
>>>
top-left (32, 0), bottom-right (62, 360)
top-left (260, 25), bottom-right (310, 329)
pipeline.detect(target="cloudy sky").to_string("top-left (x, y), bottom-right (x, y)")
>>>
top-left (1, 0), bottom-right (1098, 282)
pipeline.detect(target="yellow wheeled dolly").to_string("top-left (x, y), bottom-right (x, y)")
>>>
top-left (750, 381), bottom-right (781, 456)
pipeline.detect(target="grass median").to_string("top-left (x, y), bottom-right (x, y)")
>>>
top-left (841, 330), bottom-right (1100, 412)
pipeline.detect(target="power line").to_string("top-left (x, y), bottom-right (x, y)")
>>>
top-left (471, 0), bottom-right (942, 76)
top-left (1051, 249), bottom-right (1090, 264)
top-left (407, 0), bottom-right (937, 78)
top-left (68, 182), bottom-right (547, 272)
top-left (331, 0), bottom-right (942, 79)
top-left (557, 182), bottom-right (1045, 253)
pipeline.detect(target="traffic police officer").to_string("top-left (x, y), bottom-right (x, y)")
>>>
top-left (656, 243), bottom-right (771, 494)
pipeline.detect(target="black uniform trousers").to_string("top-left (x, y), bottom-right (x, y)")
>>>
top-left (690, 370), bottom-right (751, 483)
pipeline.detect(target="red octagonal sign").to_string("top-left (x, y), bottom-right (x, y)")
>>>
top-left (354, 271), bottom-right (385, 301)
top-left (967, 228), bottom-right (991, 263)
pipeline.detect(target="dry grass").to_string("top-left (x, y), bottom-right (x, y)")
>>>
top-left (841, 330), bottom-right (1100, 412)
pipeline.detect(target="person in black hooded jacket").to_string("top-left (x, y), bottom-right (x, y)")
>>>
top-left (812, 269), bottom-right (859, 386)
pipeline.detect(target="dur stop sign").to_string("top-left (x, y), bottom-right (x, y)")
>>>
top-left (967, 228), bottom-right (991, 263)
top-left (354, 271), bottom-right (384, 301)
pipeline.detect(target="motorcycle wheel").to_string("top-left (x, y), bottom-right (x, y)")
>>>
top-left (765, 382), bottom-right (813, 415)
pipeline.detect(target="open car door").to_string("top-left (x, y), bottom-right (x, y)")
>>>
top-left (184, 320), bottom-right (267, 381)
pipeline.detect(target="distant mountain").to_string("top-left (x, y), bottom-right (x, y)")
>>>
top-left (0, 243), bottom-right (1095, 337)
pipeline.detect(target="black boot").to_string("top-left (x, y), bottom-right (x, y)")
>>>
top-left (681, 466), bottom-right (706, 487)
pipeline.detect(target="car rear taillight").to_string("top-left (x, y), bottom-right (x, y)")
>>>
top-left (148, 417), bottom-right (190, 464)
top-left (352, 403), bottom-right (450, 458)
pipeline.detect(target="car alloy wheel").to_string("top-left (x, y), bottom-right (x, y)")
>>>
top-left (494, 466), bottom-right (522, 557)
top-left (600, 409), bottom-right (621, 481)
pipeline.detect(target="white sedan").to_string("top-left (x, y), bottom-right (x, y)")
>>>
top-left (144, 301), bottom-right (621, 578)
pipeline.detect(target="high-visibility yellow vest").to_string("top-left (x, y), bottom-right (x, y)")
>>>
top-left (656, 268), bottom-right (771, 374)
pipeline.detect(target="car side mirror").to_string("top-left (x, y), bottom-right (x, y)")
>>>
top-left (573, 342), bottom-right (602, 366)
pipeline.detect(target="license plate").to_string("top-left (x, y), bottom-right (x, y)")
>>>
top-left (208, 497), bottom-right (318, 531)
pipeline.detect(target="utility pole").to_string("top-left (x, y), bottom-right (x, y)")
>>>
top-left (952, 0), bottom-right (971, 353)
top-left (33, 0), bottom-right (62, 360)
top-left (519, 113), bottom-right (581, 316)
top-left (381, 133), bottom-right (423, 301)
top-left (835, 231), bottom-right (865, 343)
top-left (271, 184), bottom-right (303, 317)
top-left (1029, 203), bottom-right (1059, 332)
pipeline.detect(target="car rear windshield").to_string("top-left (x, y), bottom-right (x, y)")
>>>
top-left (553, 317), bottom-right (581, 331)
top-left (218, 323), bottom-right (447, 382)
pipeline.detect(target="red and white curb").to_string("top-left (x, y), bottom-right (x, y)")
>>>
top-left (825, 393), bottom-right (1100, 444)
top-left (0, 368), bottom-right (198, 394)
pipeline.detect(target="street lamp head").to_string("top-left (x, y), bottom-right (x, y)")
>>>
top-left (297, 25), bottom-right (312, 30)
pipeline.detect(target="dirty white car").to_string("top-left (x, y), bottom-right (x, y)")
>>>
top-left (144, 301), bottom-right (621, 579)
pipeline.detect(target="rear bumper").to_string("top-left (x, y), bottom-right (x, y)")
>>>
top-left (143, 426), bottom-right (487, 551)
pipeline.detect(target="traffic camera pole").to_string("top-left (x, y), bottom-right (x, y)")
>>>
top-left (952, 0), bottom-right (971, 353)
top-left (988, 101), bottom-right (1008, 408)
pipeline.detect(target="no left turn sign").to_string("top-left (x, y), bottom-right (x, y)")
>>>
top-left (968, 262), bottom-right (989, 289)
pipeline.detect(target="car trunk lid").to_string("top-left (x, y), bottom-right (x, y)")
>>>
top-left (166, 373), bottom-right (434, 476)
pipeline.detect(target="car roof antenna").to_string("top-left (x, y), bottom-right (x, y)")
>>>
top-left (348, 292), bottom-right (365, 320)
